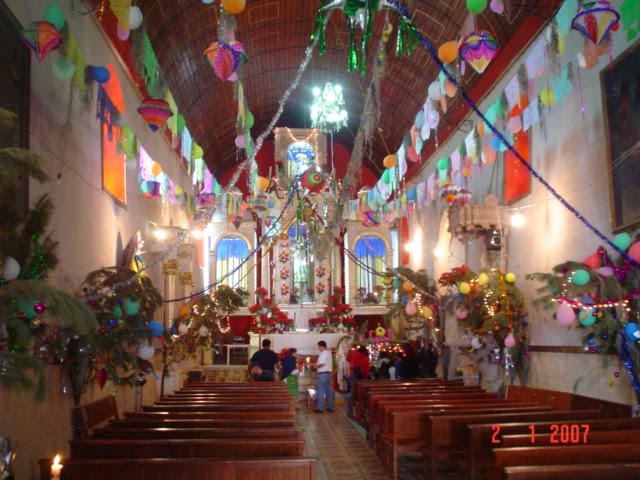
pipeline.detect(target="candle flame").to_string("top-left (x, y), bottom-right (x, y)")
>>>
top-left (53, 454), bottom-right (61, 466)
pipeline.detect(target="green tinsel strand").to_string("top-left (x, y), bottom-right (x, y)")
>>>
top-left (348, 23), bottom-right (358, 72)
top-left (396, 22), bottom-right (405, 56)
top-left (360, 34), bottom-right (368, 76)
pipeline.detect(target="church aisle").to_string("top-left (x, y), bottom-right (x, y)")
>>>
top-left (297, 400), bottom-right (442, 480)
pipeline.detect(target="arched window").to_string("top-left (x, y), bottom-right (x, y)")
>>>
top-left (287, 141), bottom-right (315, 177)
top-left (215, 235), bottom-right (249, 290)
top-left (353, 235), bottom-right (386, 303)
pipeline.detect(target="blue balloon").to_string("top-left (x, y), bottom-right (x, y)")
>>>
top-left (92, 66), bottom-right (110, 84)
top-left (406, 188), bottom-right (416, 202)
top-left (401, 296), bottom-right (408, 306)
top-left (148, 320), bottom-right (164, 337)
top-left (169, 326), bottom-right (177, 335)
top-left (415, 112), bottom-right (425, 129)
top-left (625, 322), bottom-right (640, 342)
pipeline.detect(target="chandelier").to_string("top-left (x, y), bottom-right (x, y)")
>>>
top-left (310, 83), bottom-right (348, 132)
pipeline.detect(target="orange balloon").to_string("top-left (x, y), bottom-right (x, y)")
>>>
top-left (383, 154), bottom-right (397, 168)
top-left (402, 281), bottom-right (414, 292)
top-left (222, 0), bottom-right (245, 14)
top-left (257, 176), bottom-right (270, 190)
top-left (151, 162), bottom-right (162, 176)
top-left (444, 79), bottom-right (457, 98)
top-left (438, 41), bottom-right (458, 63)
top-left (477, 121), bottom-right (485, 137)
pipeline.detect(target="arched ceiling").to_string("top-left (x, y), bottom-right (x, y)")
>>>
top-left (137, 0), bottom-right (561, 183)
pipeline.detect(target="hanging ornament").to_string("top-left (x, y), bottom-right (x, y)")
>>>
top-left (203, 40), bottom-right (248, 81)
top-left (20, 21), bottom-right (62, 61)
top-left (456, 189), bottom-right (472, 207)
top-left (440, 183), bottom-right (460, 205)
top-left (137, 98), bottom-right (173, 132)
top-left (458, 30), bottom-right (499, 74)
top-left (128, 6), bottom-right (144, 30)
top-left (571, 1), bottom-right (620, 47)
top-left (33, 302), bottom-right (46, 315)
top-left (383, 154), bottom-right (397, 168)
top-left (466, 0), bottom-right (487, 14)
top-left (504, 332), bottom-right (516, 348)
top-left (1, 255), bottom-right (20, 281)
top-left (198, 325), bottom-right (210, 337)
top-left (52, 58), bottom-right (76, 81)
top-left (556, 303), bottom-right (576, 326)
top-left (91, 66), bottom-right (111, 84)
top-left (43, 2), bottom-right (66, 30)
top-left (300, 166), bottom-right (326, 193)
top-left (221, 0), bottom-right (246, 15)
top-left (438, 41), bottom-right (458, 63)
top-left (405, 301), bottom-right (417, 315)
top-left (138, 341), bottom-right (155, 360)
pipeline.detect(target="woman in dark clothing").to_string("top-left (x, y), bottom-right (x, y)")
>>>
top-left (400, 342), bottom-right (420, 379)
top-left (281, 348), bottom-right (298, 380)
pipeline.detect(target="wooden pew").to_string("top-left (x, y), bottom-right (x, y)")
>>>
top-left (110, 418), bottom-right (297, 429)
top-left (488, 444), bottom-right (640, 480)
top-left (69, 438), bottom-right (305, 459)
top-left (72, 396), bottom-right (119, 439)
top-left (422, 410), bottom-right (601, 480)
top-left (39, 457), bottom-right (318, 480)
top-left (142, 403), bottom-right (293, 413)
top-left (124, 411), bottom-right (295, 420)
top-left (503, 463), bottom-right (640, 480)
top-left (154, 396), bottom-right (293, 404)
top-left (463, 417), bottom-right (640, 480)
top-left (385, 405), bottom-right (554, 480)
top-left (501, 428), bottom-right (640, 447)
top-left (94, 427), bottom-right (304, 440)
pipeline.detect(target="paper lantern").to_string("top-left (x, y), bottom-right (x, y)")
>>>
top-left (504, 332), bottom-right (516, 348)
top-left (571, 1), bottom-right (620, 47)
top-left (466, 0), bottom-right (487, 14)
top-left (458, 30), bottom-right (499, 74)
top-left (150, 162), bottom-right (162, 176)
top-left (440, 183), bottom-right (460, 205)
top-left (456, 189), bottom-right (472, 207)
top-left (204, 40), bottom-right (248, 81)
top-left (138, 341), bottom-right (155, 360)
top-left (438, 41), bottom-right (458, 63)
top-left (222, 0), bottom-right (246, 14)
top-left (21, 21), bottom-right (62, 61)
top-left (556, 303), bottom-right (576, 325)
top-left (137, 98), bottom-right (173, 132)
top-left (1, 255), bottom-right (20, 281)
top-left (383, 154), bottom-right (397, 168)
top-left (458, 282), bottom-right (471, 294)
top-left (300, 167), bottom-right (326, 193)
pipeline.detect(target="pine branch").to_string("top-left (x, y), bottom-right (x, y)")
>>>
top-left (0, 147), bottom-right (49, 184)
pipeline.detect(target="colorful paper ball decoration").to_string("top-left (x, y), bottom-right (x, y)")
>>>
top-left (458, 30), bottom-right (499, 74)
top-left (138, 341), bottom-right (155, 360)
top-left (438, 41), bottom-right (458, 63)
top-left (466, 0), bottom-right (488, 14)
top-left (2, 255), bottom-right (20, 281)
top-left (578, 308), bottom-right (596, 327)
top-left (137, 98), bottom-right (173, 132)
top-left (43, 2), bottom-right (66, 30)
top-left (20, 21), bottom-right (63, 61)
top-left (221, 0), bottom-right (246, 14)
top-left (383, 154), bottom-right (397, 168)
top-left (625, 322), bottom-right (640, 342)
top-left (571, 269), bottom-right (590, 286)
top-left (124, 297), bottom-right (141, 316)
top-left (300, 167), bottom-right (326, 192)
top-left (406, 301), bottom-right (417, 315)
top-left (440, 184), bottom-right (460, 205)
top-left (458, 282), bottom-right (471, 294)
top-left (251, 194), bottom-right (269, 212)
top-left (505, 272), bottom-right (516, 283)
top-left (556, 303), bottom-right (576, 325)
top-left (571, 1), bottom-right (620, 47)
top-left (204, 40), bottom-right (248, 81)
top-left (375, 326), bottom-right (386, 337)
top-left (613, 232), bottom-right (632, 251)
top-left (148, 320), bottom-right (164, 337)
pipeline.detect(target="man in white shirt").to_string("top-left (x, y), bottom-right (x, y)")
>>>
top-left (314, 340), bottom-right (334, 412)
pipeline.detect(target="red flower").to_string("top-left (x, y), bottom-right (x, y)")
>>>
top-left (255, 287), bottom-right (268, 296)
top-left (248, 304), bottom-right (260, 313)
top-left (333, 286), bottom-right (345, 294)
top-left (263, 298), bottom-right (273, 306)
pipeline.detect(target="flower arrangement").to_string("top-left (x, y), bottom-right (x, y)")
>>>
top-left (315, 265), bottom-right (327, 278)
top-left (280, 284), bottom-right (290, 297)
top-left (278, 250), bottom-right (290, 264)
top-left (315, 282), bottom-right (326, 295)
top-left (280, 266), bottom-right (290, 280)
top-left (374, 285), bottom-right (385, 294)
top-left (249, 289), bottom-right (292, 333)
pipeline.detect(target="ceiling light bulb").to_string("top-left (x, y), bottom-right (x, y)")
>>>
top-left (511, 213), bottom-right (526, 228)
top-left (434, 246), bottom-right (447, 259)
top-left (153, 229), bottom-right (168, 240)
top-left (404, 242), bottom-right (414, 252)
top-left (312, 87), bottom-right (321, 96)
top-left (191, 229), bottom-right (204, 239)
top-left (334, 84), bottom-right (342, 93)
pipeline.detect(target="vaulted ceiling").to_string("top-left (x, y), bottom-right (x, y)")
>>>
top-left (137, 0), bottom-right (561, 182)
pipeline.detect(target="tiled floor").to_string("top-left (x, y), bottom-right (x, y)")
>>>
top-left (296, 398), bottom-right (434, 480)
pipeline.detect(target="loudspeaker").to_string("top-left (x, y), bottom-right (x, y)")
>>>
top-left (484, 228), bottom-right (502, 251)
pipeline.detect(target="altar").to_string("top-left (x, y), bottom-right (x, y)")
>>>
top-left (248, 331), bottom-right (353, 358)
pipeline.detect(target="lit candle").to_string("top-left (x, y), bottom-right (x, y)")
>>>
top-left (306, 356), bottom-right (311, 364)
top-left (51, 454), bottom-right (63, 480)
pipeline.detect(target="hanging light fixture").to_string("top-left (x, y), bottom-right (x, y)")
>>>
top-left (310, 83), bottom-right (348, 132)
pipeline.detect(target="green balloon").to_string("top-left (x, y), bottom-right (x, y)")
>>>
top-left (466, 0), bottom-right (487, 14)
top-left (381, 169), bottom-right (391, 184)
top-left (613, 232), bottom-right (632, 251)
top-left (176, 114), bottom-right (185, 134)
top-left (578, 310), bottom-right (596, 327)
top-left (392, 277), bottom-right (402, 289)
top-left (52, 58), bottom-right (75, 80)
top-left (437, 157), bottom-right (448, 170)
top-left (124, 297), bottom-right (140, 316)
top-left (141, 181), bottom-right (152, 194)
top-left (245, 111), bottom-right (254, 129)
top-left (571, 269), bottom-right (590, 286)
top-left (113, 305), bottom-right (124, 318)
top-left (44, 1), bottom-right (66, 30)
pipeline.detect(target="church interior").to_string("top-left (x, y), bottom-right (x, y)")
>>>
top-left (1, 0), bottom-right (640, 478)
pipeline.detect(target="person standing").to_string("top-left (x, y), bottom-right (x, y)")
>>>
top-left (281, 348), bottom-right (298, 380)
top-left (314, 340), bottom-right (334, 412)
top-left (249, 338), bottom-right (280, 381)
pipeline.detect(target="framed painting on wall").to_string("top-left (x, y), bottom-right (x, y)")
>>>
top-left (601, 38), bottom-right (640, 233)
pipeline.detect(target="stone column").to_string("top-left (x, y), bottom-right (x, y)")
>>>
top-left (162, 259), bottom-right (179, 329)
